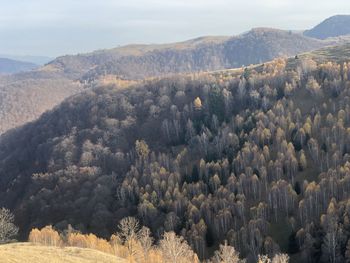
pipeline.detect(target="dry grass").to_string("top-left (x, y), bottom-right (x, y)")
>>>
top-left (0, 243), bottom-right (126, 263)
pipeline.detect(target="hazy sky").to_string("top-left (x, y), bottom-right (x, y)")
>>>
top-left (1, 0), bottom-right (350, 57)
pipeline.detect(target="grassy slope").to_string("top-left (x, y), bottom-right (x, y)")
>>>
top-left (0, 243), bottom-right (126, 263)
top-left (285, 43), bottom-right (350, 69)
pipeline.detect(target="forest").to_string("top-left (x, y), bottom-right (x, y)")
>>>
top-left (1, 45), bottom-right (350, 262)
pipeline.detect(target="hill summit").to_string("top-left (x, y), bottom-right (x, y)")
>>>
top-left (304, 15), bottom-right (350, 39)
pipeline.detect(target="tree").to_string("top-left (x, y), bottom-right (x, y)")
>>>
top-left (0, 208), bottom-right (18, 244)
top-left (345, 239), bottom-right (350, 262)
top-left (238, 78), bottom-right (247, 101)
top-left (321, 200), bottom-right (342, 263)
top-left (117, 217), bottom-right (140, 261)
top-left (299, 151), bottom-right (307, 170)
top-left (160, 231), bottom-right (194, 263)
top-left (135, 140), bottom-right (150, 160)
top-left (208, 85), bottom-right (225, 122)
top-left (272, 254), bottom-right (289, 263)
top-left (212, 241), bottom-right (244, 263)
top-left (194, 97), bottom-right (202, 109)
top-left (258, 255), bottom-right (271, 263)
top-left (28, 226), bottom-right (61, 246)
top-left (306, 77), bottom-right (321, 96)
top-left (138, 226), bottom-right (153, 262)
top-left (258, 254), bottom-right (289, 263)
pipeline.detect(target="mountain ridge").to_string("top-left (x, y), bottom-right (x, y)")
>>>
top-left (0, 58), bottom-right (38, 74)
top-left (304, 14), bottom-right (350, 39)
top-left (48, 28), bottom-right (325, 81)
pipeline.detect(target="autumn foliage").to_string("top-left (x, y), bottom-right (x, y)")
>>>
top-left (28, 224), bottom-right (194, 263)
top-left (29, 226), bottom-right (61, 247)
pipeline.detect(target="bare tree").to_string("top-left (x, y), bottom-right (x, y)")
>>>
top-left (117, 217), bottom-right (140, 261)
top-left (258, 254), bottom-right (289, 263)
top-left (159, 231), bottom-right (194, 263)
top-left (258, 255), bottom-right (271, 263)
top-left (212, 241), bottom-right (245, 263)
top-left (0, 207), bottom-right (18, 244)
top-left (272, 254), bottom-right (289, 263)
top-left (138, 226), bottom-right (153, 262)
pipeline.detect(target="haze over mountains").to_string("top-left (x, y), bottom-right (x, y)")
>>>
top-left (0, 55), bottom-right (53, 65)
top-left (0, 58), bottom-right (38, 74)
top-left (1, 15), bottom-right (350, 135)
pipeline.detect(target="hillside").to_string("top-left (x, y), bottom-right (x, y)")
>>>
top-left (0, 243), bottom-right (125, 263)
top-left (0, 73), bottom-right (83, 134)
top-left (304, 15), bottom-right (350, 39)
top-left (1, 43), bottom-right (350, 261)
top-left (0, 28), bottom-right (330, 134)
top-left (0, 58), bottom-right (37, 74)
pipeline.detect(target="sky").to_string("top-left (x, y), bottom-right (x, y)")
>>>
top-left (1, 0), bottom-right (350, 57)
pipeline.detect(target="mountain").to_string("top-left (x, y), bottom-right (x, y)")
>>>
top-left (0, 55), bottom-right (53, 65)
top-left (304, 15), bottom-right (350, 39)
top-left (49, 28), bottom-right (325, 82)
top-left (1, 43), bottom-right (350, 261)
top-left (0, 58), bottom-right (38, 74)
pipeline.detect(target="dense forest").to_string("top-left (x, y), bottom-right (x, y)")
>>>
top-left (2, 43), bottom-right (350, 262)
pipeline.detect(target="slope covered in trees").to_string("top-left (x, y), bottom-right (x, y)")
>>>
top-left (2, 43), bottom-right (350, 262)
top-left (0, 72), bottom-right (83, 134)
top-left (304, 15), bottom-right (350, 40)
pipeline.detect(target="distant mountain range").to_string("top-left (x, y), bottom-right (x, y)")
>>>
top-left (1, 15), bottom-right (350, 134)
top-left (49, 28), bottom-right (325, 82)
top-left (0, 58), bottom-right (38, 74)
top-left (0, 55), bottom-right (53, 65)
top-left (304, 15), bottom-right (350, 39)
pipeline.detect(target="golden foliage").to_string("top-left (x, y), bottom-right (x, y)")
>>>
top-left (29, 226), bottom-right (62, 247)
top-left (194, 97), bottom-right (202, 109)
top-left (28, 225), bottom-right (165, 263)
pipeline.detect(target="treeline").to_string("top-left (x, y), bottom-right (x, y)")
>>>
top-left (28, 217), bottom-right (288, 263)
top-left (1, 53), bottom-right (350, 262)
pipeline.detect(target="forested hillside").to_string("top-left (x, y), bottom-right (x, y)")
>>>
top-left (1, 44), bottom-right (350, 262)
top-left (0, 72), bottom-right (83, 134)
top-left (0, 28), bottom-right (330, 135)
